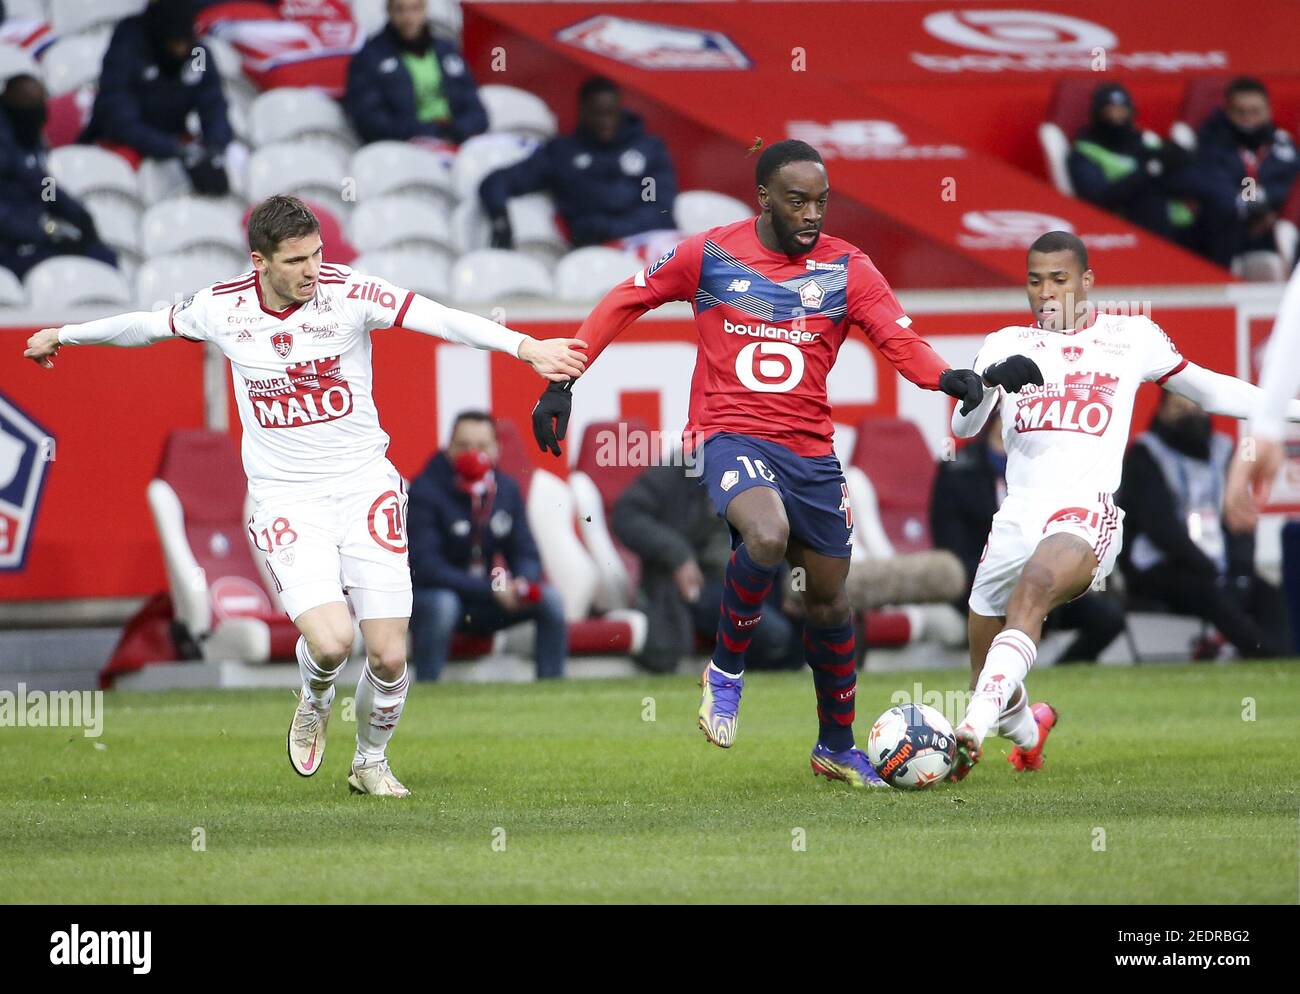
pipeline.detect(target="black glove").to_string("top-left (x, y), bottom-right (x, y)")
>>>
top-left (488, 212), bottom-right (514, 250)
top-left (182, 144), bottom-right (230, 196)
top-left (982, 355), bottom-right (1044, 394)
top-left (531, 380), bottom-right (573, 457)
top-left (939, 368), bottom-right (984, 416)
top-left (39, 212), bottom-right (83, 246)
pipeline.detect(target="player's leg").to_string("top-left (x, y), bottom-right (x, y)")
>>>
top-left (696, 435), bottom-right (791, 748)
top-left (349, 614), bottom-right (412, 797)
top-left (286, 601), bottom-right (355, 776)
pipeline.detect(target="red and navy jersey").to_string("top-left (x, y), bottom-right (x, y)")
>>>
top-left (577, 218), bottom-right (948, 456)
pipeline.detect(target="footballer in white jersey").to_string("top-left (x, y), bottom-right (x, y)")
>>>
top-left (944, 230), bottom-right (1300, 784)
top-left (24, 196), bottom-right (588, 797)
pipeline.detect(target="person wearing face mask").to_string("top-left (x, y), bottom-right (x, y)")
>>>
top-left (1180, 76), bottom-right (1300, 269)
top-left (406, 412), bottom-right (567, 681)
top-left (344, 0), bottom-right (488, 146)
top-left (80, 0), bottom-right (235, 196)
top-left (1118, 391), bottom-right (1290, 658)
top-left (478, 76), bottom-right (679, 254)
top-left (0, 74), bottom-right (117, 279)
top-left (1067, 83), bottom-right (1194, 246)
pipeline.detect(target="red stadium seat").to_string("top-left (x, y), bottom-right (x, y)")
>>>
top-left (1171, 75), bottom-right (1233, 151)
top-left (1039, 78), bottom-right (1115, 196)
top-left (492, 416), bottom-right (533, 498)
top-left (850, 417), bottom-right (937, 555)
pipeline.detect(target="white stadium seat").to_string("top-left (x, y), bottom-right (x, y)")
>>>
top-left (351, 250), bottom-right (450, 302)
top-left (0, 266), bottom-right (27, 308)
top-left (428, 0), bottom-right (464, 38)
top-left (554, 247), bottom-right (642, 302)
top-left (50, 0), bottom-right (146, 36)
top-left (450, 199), bottom-right (489, 254)
top-left (249, 88), bottom-right (356, 156)
top-left (1037, 121), bottom-right (1074, 197)
top-left (479, 85), bottom-right (557, 140)
top-left (451, 132), bottom-right (538, 202)
top-left (203, 36), bottom-right (245, 81)
top-left (224, 85), bottom-right (254, 144)
top-left (141, 196), bottom-right (247, 258)
top-left (48, 145), bottom-right (141, 205)
top-left (348, 0), bottom-right (389, 37)
top-left (135, 255), bottom-right (247, 310)
top-left (506, 193), bottom-right (567, 262)
top-left (348, 196), bottom-right (455, 257)
top-left (24, 257), bottom-right (132, 310)
top-left (41, 32), bottom-right (112, 96)
top-left (348, 141), bottom-right (455, 208)
top-left (83, 194), bottom-right (143, 263)
top-left (0, 43), bottom-right (39, 84)
top-left (4, 0), bottom-right (47, 21)
top-left (449, 249), bottom-right (554, 304)
top-left (673, 190), bottom-right (752, 236)
top-left (246, 142), bottom-right (348, 207)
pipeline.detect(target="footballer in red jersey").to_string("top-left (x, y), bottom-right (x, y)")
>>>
top-left (533, 140), bottom-right (1006, 787)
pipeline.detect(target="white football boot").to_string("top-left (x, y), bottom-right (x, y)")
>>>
top-left (287, 690), bottom-right (331, 777)
top-left (348, 758), bottom-right (411, 797)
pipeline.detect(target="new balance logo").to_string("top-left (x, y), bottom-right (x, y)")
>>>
top-left (726, 279), bottom-right (752, 293)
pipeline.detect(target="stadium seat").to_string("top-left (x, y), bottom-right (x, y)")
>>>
top-left (1170, 75), bottom-right (1232, 152)
top-left (554, 246), bottom-right (642, 301)
top-left (0, 266), bottom-right (26, 307)
top-left (348, 195), bottom-right (456, 259)
top-left (147, 429), bottom-right (301, 665)
top-left (673, 190), bottom-right (751, 235)
top-left (478, 84), bottom-right (557, 140)
top-left (43, 85), bottom-right (96, 149)
top-left (203, 36), bottom-right (245, 81)
top-left (24, 257), bottom-right (132, 309)
top-left (249, 87), bottom-right (357, 158)
top-left (1038, 78), bottom-right (1101, 197)
top-left (246, 142), bottom-right (348, 207)
top-left (48, 145), bottom-right (141, 206)
top-left (49, 0), bottom-right (146, 36)
top-left (448, 249), bottom-right (553, 304)
top-left (849, 416), bottom-right (938, 555)
top-left (224, 85), bottom-right (254, 145)
top-left (40, 31), bottom-right (112, 96)
top-left (569, 419), bottom-right (651, 612)
top-left (83, 193), bottom-right (143, 265)
top-left (450, 199), bottom-right (490, 254)
top-left (348, 141), bottom-right (456, 209)
top-left (135, 254), bottom-right (245, 310)
top-left (451, 132), bottom-right (538, 202)
top-left (0, 42), bottom-right (38, 83)
top-left (351, 250), bottom-right (450, 301)
top-left (1230, 250), bottom-right (1285, 282)
top-left (142, 195), bottom-right (247, 258)
top-left (427, 0), bottom-right (464, 38)
top-left (348, 0), bottom-right (390, 37)
top-left (506, 192), bottom-right (568, 265)
top-left (4, 0), bottom-right (46, 20)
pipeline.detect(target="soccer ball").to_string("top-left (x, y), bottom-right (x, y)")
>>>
top-left (866, 703), bottom-right (957, 789)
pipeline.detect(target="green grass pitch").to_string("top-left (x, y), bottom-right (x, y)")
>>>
top-left (2, 663), bottom-right (1297, 904)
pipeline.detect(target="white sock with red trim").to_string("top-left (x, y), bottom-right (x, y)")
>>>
top-left (995, 687), bottom-right (1040, 749)
top-left (354, 661), bottom-right (409, 766)
top-left (961, 629), bottom-right (1037, 743)
top-left (296, 636), bottom-right (341, 710)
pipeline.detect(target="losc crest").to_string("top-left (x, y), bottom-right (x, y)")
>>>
top-left (0, 391), bottom-right (54, 571)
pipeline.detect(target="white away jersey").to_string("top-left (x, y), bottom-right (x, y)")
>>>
top-left (168, 264), bottom-right (413, 499)
top-left (975, 313), bottom-right (1186, 497)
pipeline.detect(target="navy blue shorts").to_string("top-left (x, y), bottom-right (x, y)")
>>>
top-left (698, 432), bottom-right (853, 558)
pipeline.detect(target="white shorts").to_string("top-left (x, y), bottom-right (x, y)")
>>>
top-left (247, 460), bottom-right (412, 622)
top-left (968, 491), bottom-right (1124, 618)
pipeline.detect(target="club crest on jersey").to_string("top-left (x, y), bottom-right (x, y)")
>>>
top-left (272, 331), bottom-right (293, 358)
top-left (720, 470), bottom-right (740, 492)
top-left (0, 392), bottom-right (53, 571)
top-left (1062, 345), bottom-right (1083, 362)
top-left (799, 279), bottom-right (825, 310)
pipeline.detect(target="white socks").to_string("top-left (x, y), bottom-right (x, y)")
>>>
top-left (296, 636), bottom-right (342, 710)
top-left (354, 661), bottom-right (409, 766)
top-left (995, 689), bottom-right (1040, 750)
top-left (962, 629), bottom-right (1037, 743)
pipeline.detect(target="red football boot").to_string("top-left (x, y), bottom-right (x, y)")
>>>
top-left (1007, 702), bottom-right (1059, 772)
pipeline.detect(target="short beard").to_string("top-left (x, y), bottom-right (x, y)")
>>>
top-left (771, 212), bottom-right (819, 255)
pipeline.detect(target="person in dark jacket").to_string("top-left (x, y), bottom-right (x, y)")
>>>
top-left (1118, 391), bottom-right (1289, 658)
top-left (0, 74), bottom-right (117, 279)
top-left (611, 461), bottom-right (802, 674)
top-left (344, 0), bottom-right (487, 145)
top-left (80, 0), bottom-right (234, 195)
top-left (930, 413), bottom-right (1126, 662)
top-left (1067, 83), bottom-right (1194, 244)
top-left (1180, 77), bottom-right (1300, 268)
top-left (407, 412), bottom-right (567, 681)
top-left (478, 76), bottom-right (678, 250)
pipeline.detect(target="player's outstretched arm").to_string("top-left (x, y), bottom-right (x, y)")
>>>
top-left (23, 309), bottom-right (175, 368)
top-left (1162, 362), bottom-right (1300, 422)
top-left (399, 294), bottom-right (586, 381)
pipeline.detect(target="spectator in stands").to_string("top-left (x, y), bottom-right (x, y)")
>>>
top-left (0, 74), bottom-right (117, 279)
top-left (1182, 77), bottom-right (1300, 268)
top-left (407, 412), bottom-right (567, 681)
top-left (1068, 83), bottom-right (1195, 245)
top-left (478, 76), bottom-right (679, 254)
top-left (80, 0), bottom-right (235, 196)
top-left (611, 462), bottom-right (803, 674)
top-left (931, 413), bottom-right (1126, 663)
top-left (1119, 391), bottom-right (1290, 658)
top-left (344, 0), bottom-right (488, 145)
